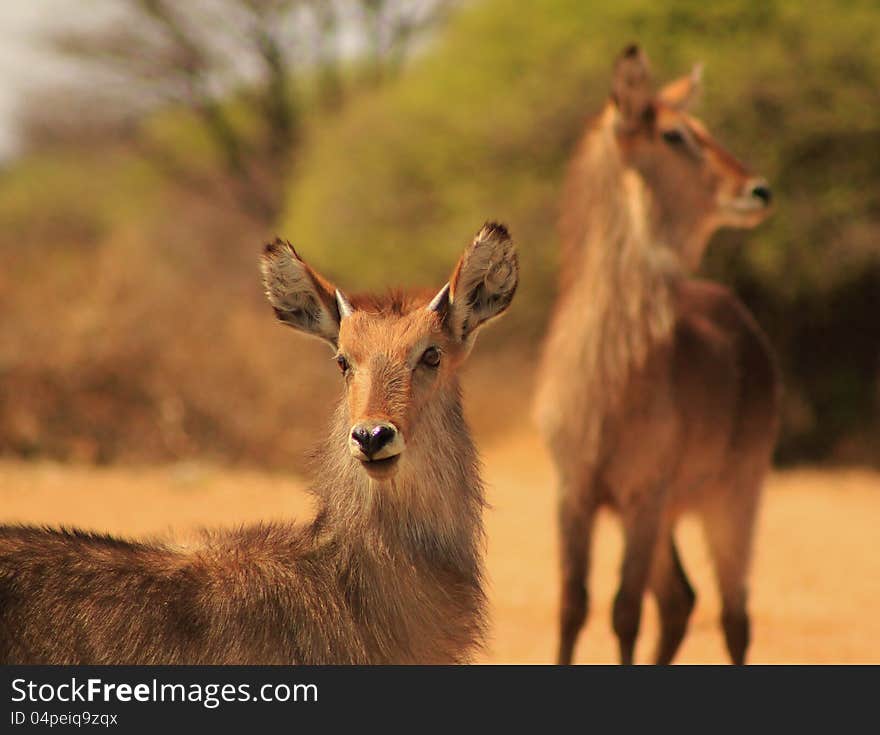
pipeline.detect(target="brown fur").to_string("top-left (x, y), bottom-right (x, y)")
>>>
top-left (0, 223), bottom-right (518, 664)
top-left (534, 47), bottom-right (779, 665)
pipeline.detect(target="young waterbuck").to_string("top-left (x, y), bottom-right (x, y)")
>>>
top-left (0, 223), bottom-right (518, 664)
top-left (534, 46), bottom-right (779, 665)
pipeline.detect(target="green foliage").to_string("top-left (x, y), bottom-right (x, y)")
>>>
top-left (281, 0), bottom-right (880, 462)
top-left (0, 148), bottom-right (162, 248)
top-left (284, 0), bottom-right (880, 291)
top-left (3, 1), bottom-right (879, 465)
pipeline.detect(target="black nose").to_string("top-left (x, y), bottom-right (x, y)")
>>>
top-left (750, 183), bottom-right (772, 206)
top-left (351, 423), bottom-right (396, 459)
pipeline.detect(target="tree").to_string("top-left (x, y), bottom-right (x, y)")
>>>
top-left (23, 0), bottom-right (457, 225)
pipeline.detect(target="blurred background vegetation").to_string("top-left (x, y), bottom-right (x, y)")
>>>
top-left (0, 0), bottom-right (877, 470)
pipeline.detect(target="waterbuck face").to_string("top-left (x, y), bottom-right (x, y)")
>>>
top-left (261, 223), bottom-right (518, 481)
top-left (611, 44), bottom-right (772, 268)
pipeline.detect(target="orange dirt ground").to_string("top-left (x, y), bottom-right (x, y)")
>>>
top-left (1, 433), bottom-right (878, 664)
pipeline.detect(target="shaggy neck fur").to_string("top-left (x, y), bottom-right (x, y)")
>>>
top-left (306, 379), bottom-right (487, 662)
top-left (535, 107), bottom-right (683, 472)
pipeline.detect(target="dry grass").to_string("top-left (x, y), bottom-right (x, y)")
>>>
top-left (1, 433), bottom-right (878, 664)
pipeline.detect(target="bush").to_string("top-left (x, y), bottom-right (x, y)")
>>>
top-left (280, 0), bottom-right (880, 463)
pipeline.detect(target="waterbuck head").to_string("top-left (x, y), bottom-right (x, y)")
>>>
top-left (608, 44), bottom-right (772, 268)
top-left (261, 223), bottom-right (518, 482)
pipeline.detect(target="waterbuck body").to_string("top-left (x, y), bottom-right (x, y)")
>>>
top-left (534, 47), bottom-right (779, 665)
top-left (0, 223), bottom-right (518, 664)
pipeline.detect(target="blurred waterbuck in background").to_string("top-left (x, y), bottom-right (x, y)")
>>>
top-left (0, 223), bottom-right (518, 664)
top-left (534, 45), bottom-right (779, 665)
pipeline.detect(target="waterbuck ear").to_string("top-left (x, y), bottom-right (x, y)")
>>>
top-left (658, 62), bottom-right (703, 111)
top-left (431, 222), bottom-right (518, 345)
top-left (260, 238), bottom-right (350, 347)
top-left (611, 44), bottom-right (654, 130)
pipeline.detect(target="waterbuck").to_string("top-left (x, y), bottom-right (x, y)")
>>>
top-left (534, 46), bottom-right (779, 664)
top-left (0, 222), bottom-right (518, 664)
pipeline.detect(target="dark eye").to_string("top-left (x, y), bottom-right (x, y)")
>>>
top-left (662, 129), bottom-right (686, 146)
top-left (335, 354), bottom-right (350, 374)
top-left (420, 346), bottom-right (441, 368)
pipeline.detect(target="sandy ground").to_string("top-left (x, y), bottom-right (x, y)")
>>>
top-left (1, 435), bottom-right (878, 664)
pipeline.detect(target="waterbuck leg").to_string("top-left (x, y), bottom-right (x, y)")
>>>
top-left (612, 493), bottom-right (663, 665)
top-left (701, 486), bottom-right (761, 665)
top-left (556, 492), bottom-right (597, 665)
top-left (649, 532), bottom-right (695, 664)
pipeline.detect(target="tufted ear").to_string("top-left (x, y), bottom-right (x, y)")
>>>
top-left (658, 62), bottom-right (703, 111)
top-left (611, 43), bottom-right (654, 131)
top-left (427, 222), bottom-right (518, 346)
top-left (260, 238), bottom-right (353, 347)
